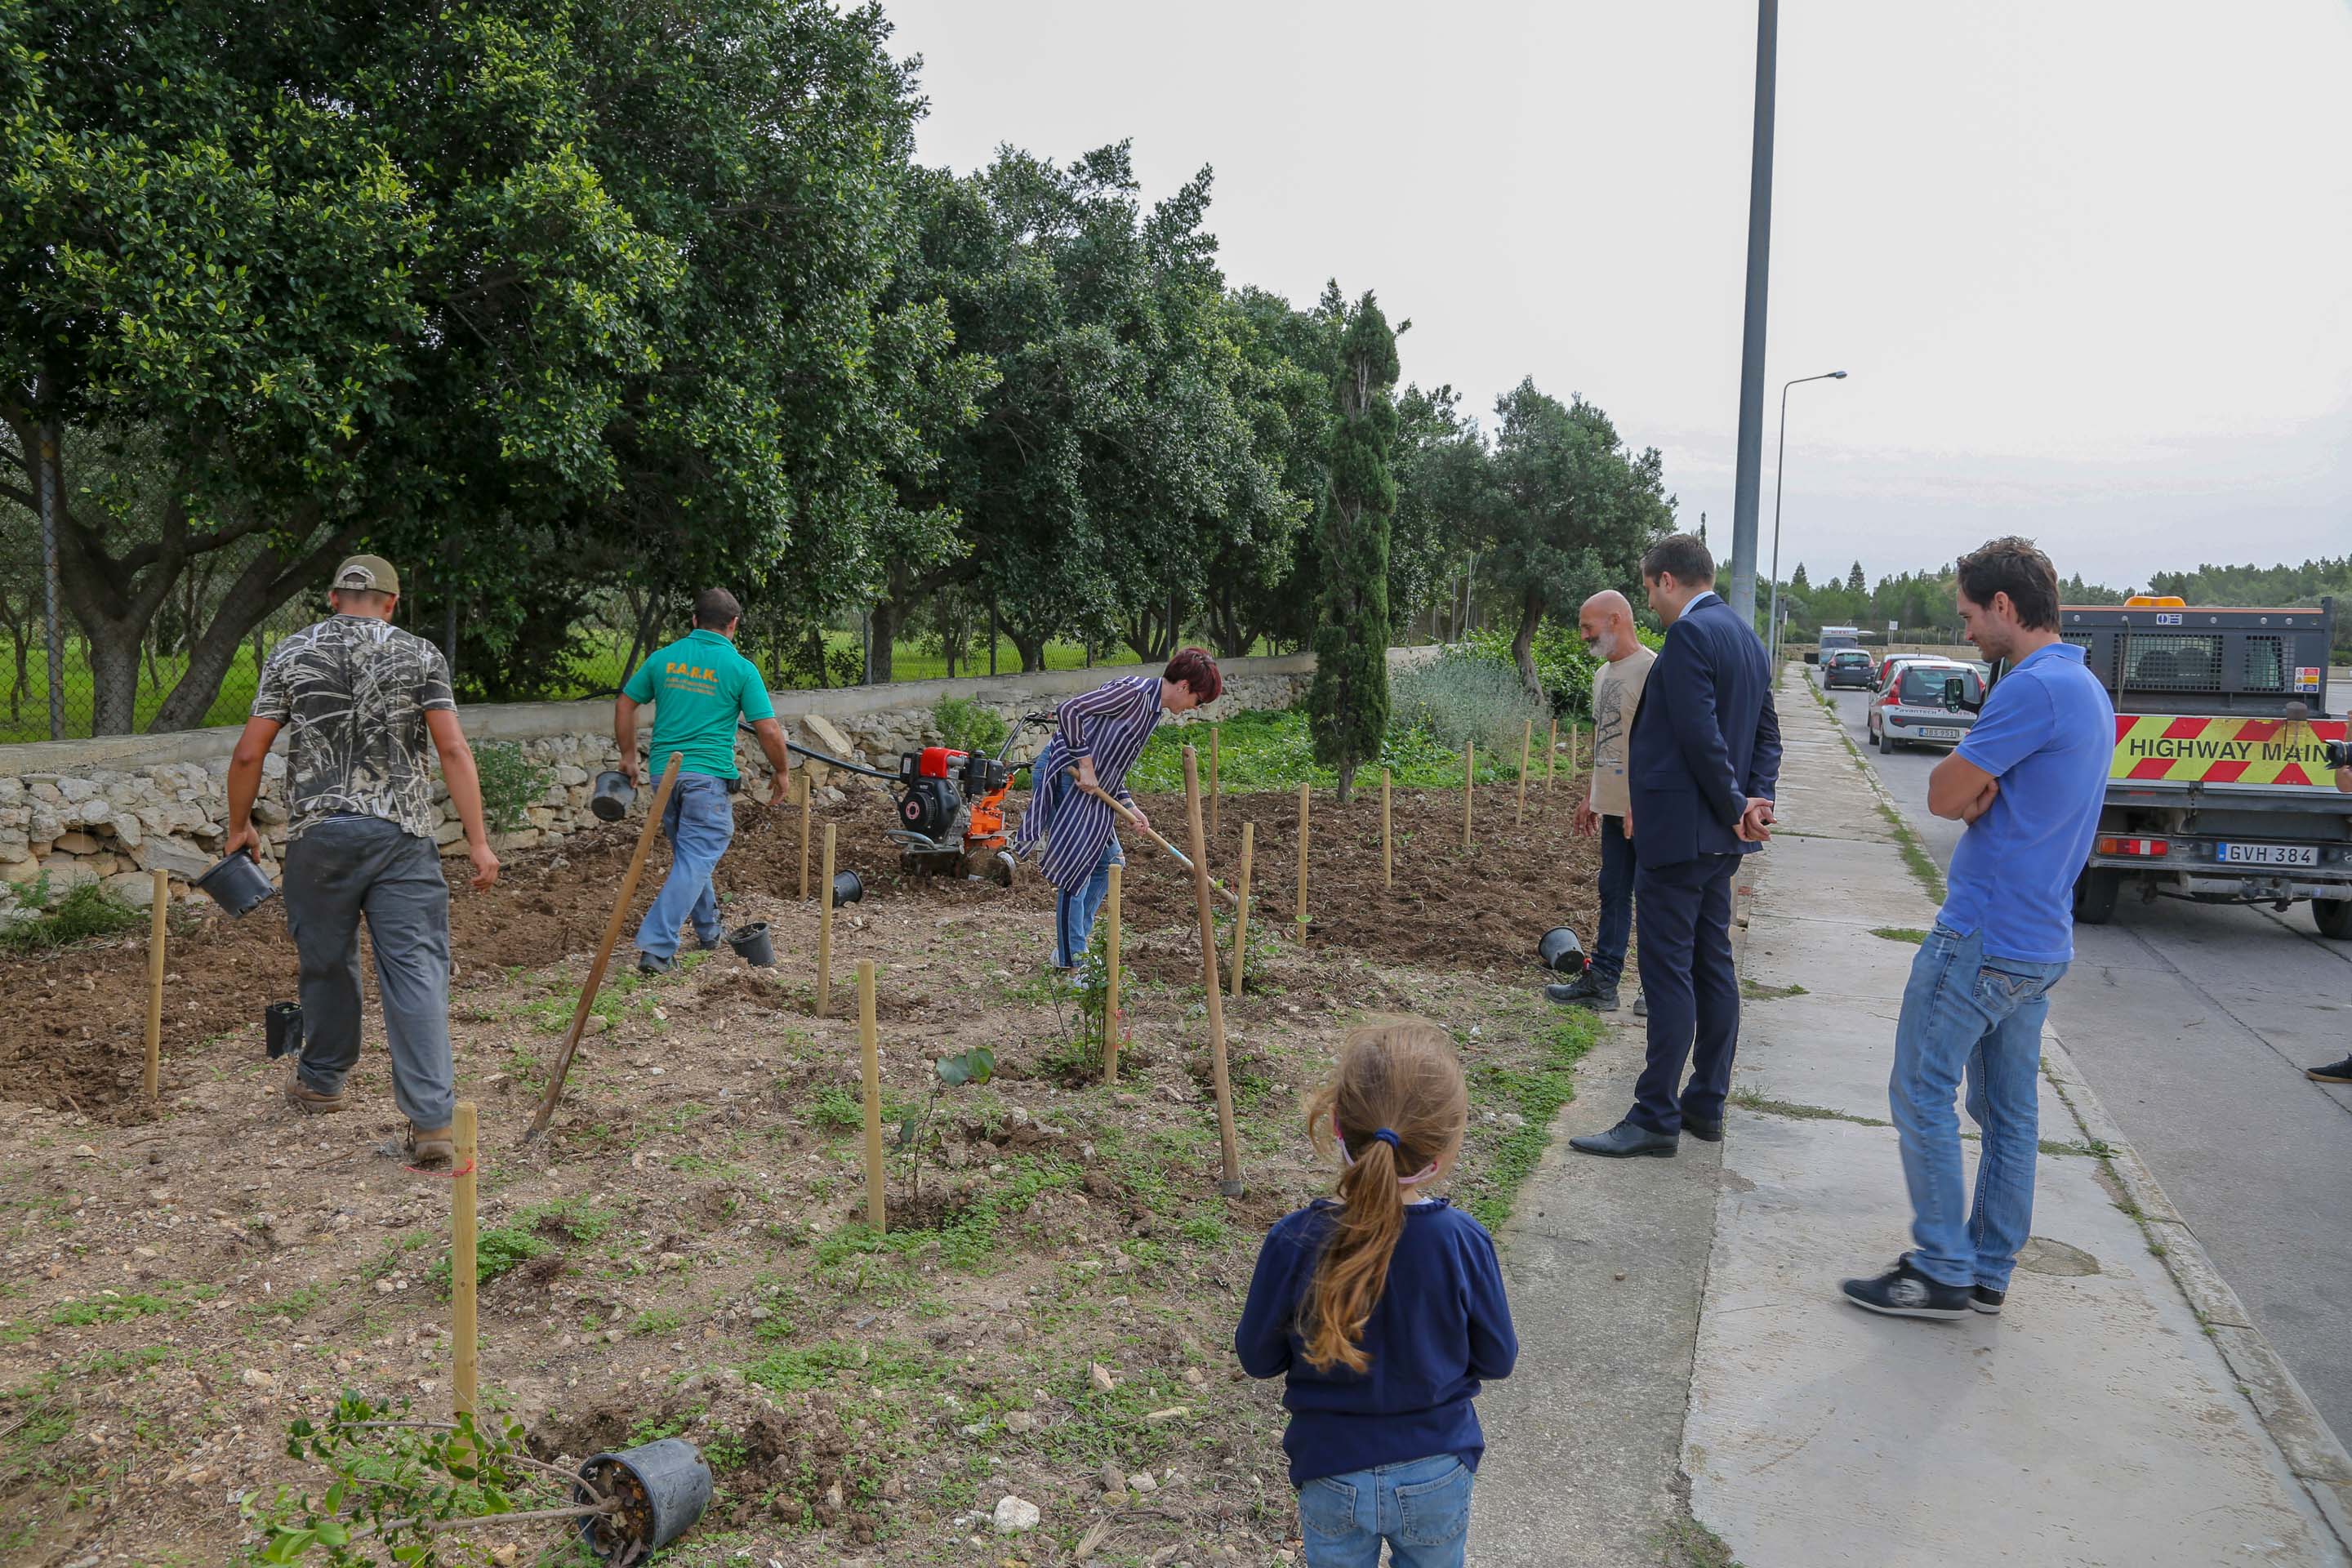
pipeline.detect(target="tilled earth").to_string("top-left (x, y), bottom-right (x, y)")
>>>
top-left (0, 777), bottom-right (1598, 1568)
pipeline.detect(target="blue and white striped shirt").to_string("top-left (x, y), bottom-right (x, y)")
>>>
top-left (1013, 675), bottom-right (1161, 894)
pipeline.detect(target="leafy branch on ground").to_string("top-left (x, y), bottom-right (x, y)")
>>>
top-left (0, 874), bottom-right (145, 955)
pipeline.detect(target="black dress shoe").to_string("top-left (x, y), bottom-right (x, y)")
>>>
top-left (1569, 1119), bottom-right (1678, 1158)
top-left (1683, 1115), bottom-right (1724, 1143)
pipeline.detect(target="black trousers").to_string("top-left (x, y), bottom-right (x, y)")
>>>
top-left (1630, 852), bottom-right (1741, 1135)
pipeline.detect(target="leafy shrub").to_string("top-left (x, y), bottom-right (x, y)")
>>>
top-left (1388, 648), bottom-right (1550, 761)
top-left (472, 741), bottom-right (550, 835)
top-left (0, 875), bottom-right (146, 955)
top-left (933, 696), bottom-right (1009, 755)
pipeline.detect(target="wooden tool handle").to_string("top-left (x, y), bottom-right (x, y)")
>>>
top-left (1070, 770), bottom-right (1240, 908)
top-left (526, 751), bottom-right (684, 1142)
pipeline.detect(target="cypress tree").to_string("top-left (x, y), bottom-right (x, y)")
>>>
top-left (1309, 290), bottom-right (1401, 803)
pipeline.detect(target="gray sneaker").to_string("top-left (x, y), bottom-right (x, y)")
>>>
top-left (1632, 993), bottom-right (1649, 1018)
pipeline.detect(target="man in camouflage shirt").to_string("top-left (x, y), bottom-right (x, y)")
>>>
top-left (225, 556), bottom-right (498, 1165)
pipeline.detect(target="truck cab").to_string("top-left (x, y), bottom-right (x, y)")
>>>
top-left (1988, 596), bottom-right (2350, 936)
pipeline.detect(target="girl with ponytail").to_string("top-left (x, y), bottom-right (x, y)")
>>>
top-left (1235, 1019), bottom-right (1518, 1567)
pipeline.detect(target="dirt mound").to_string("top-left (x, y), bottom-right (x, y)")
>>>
top-left (0, 777), bottom-right (1596, 1120)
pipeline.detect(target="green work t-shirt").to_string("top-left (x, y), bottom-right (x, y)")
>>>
top-left (622, 629), bottom-right (775, 780)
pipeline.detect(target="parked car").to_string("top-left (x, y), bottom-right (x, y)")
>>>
top-left (1873, 651), bottom-right (1956, 692)
top-left (1823, 648), bottom-right (1876, 689)
top-left (1869, 661), bottom-right (1984, 752)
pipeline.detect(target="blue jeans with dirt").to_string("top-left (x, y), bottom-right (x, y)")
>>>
top-left (633, 773), bottom-right (736, 960)
top-left (1052, 833), bottom-right (1124, 969)
top-left (1297, 1453), bottom-right (1474, 1568)
top-left (1888, 923), bottom-right (2069, 1292)
top-left (1587, 813), bottom-right (1637, 989)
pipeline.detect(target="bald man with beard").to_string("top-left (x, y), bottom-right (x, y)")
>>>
top-left (1548, 589), bottom-right (1656, 1014)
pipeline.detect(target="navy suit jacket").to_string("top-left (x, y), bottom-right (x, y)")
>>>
top-left (1627, 593), bottom-right (1782, 866)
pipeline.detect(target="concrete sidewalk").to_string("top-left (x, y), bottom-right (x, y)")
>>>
top-left (1479, 666), bottom-right (2352, 1566)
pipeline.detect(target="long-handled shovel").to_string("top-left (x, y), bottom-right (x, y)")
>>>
top-left (525, 751), bottom-right (683, 1143)
top-left (1070, 769), bottom-right (1240, 909)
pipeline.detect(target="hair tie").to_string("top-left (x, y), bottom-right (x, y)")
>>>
top-left (1370, 1128), bottom-right (1401, 1151)
top-left (1333, 1112), bottom-right (1439, 1186)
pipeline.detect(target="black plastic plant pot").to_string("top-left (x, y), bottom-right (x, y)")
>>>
top-left (590, 770), bottom-right (635, 823)
top-left (264, 1002), bottom-right (304, 1061)
top-left (1538, 925), bottom-right (1587, 975)
top-left (726, 920), bottom-right (776, 968)
top-left (832, 870), bottom-right (866, 906)
top-left (574, 1437), bottom-right (711, 1561)
top-left (194, 849), bottom-right (275, 917)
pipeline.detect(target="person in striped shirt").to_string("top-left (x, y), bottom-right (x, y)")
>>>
top-left (1015, 648), bottom-right (1223, 970)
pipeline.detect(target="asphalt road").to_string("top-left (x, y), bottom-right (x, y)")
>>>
top-left (1811, 666), bottom-right (2352, 1446)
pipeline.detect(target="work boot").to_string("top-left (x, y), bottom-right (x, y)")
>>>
top-left (406, 1123), bottom-right (455, 1167)
top-left (636, 951), bottom-right (674, 977)
top-left (1545, 975), bottom-right (1619, 1010)
top-left (283, 1070), bottom-right (347, 1115)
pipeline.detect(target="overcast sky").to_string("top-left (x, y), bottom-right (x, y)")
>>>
top-left (877, 0), bottom-right (2352, 590)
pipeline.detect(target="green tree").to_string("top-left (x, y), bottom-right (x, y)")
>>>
top-left (1846, 560), bottom-right (1867, 596)
top-left (1790, 562), bottom-right (1810, 592)
top-left (1388, 383), bottom-right (1491, 643)
top-left (1307, 290), bottom-right (1399, 804)
top-left (1483, 380), bottom-right (1672, 693)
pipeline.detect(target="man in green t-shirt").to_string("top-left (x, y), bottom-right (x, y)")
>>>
top-left (615, 589), bottom-right (794, 973)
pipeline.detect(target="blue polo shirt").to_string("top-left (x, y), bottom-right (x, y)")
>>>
top-left (1940, 642), bottom-right (2114, 962)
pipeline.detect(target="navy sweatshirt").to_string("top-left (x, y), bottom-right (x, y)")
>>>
top-left (1233, 1197), bottom-right (1518, 1486)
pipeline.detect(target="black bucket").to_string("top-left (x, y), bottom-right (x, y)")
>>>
top-left (194, 850), bottom-right (275, 917)
top-left (1538, 925), bottom-right (1587, 975)
top-left (590, 770), bottom-right (635, 823)
top-left (264, 1002), bottom-right (304, 1060)
top-left (575, 1437), bottom-right (712, 1561)
top-left (725, 920), bottom-right (775, 968)
top-left (831, 870), bottom-right (865, 906)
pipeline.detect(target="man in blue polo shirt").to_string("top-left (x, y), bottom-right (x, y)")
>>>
top-left (1843, 538), bottom-right (2114, 1320)
top-left (615, 589), bottom-right (794, 974)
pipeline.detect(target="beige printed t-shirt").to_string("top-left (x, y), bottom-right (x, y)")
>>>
top-left (1588, 646), bottom-right (1656, 818)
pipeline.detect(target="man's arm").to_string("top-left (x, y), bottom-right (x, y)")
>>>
top-left (1656, 629), bottom-right (1747, 827)
top-left (223, 717), bottom-right (283, 861)
top-left (1054, 681), bottom-right (1126, 792)
top-left (613, 695), bottom-right (643, 786)
top-left (749, 717), bottom-right (792, 803)
top-left (426, 710), bottom-right (500, 890)
top-left (1927, 752), bottom-right (2000, 822)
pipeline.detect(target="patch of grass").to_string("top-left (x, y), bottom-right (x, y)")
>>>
top-left (808, 1085), bottom-right (864, 1131)
top-left (631, 1307), bottom-right (684, 1337)
top-left (1870, 927), bottom-right (1928, 944)
top-left (0, 877), bottom-right (146, 955)
top-left (1740, 979), bottom-right (1808, 1001)
top-left (1729, 1089), bottom-right (1890, 1128)
top-left (1873, 800), bottom-right (1948, 903)
top-left (742, 1338), bottom-right (935, 1396)
top-left (1459, 1016), bottom-right (1601, 1231)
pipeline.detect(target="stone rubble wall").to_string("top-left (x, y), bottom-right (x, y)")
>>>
top-left (0, 655), bottom-right (1346, 908)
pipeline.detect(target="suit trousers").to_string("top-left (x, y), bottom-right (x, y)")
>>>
top-left (1631, 852), bottom-right (1742, 1136)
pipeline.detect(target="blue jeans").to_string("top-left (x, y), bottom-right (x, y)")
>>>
top-left (1888, 923), bottom-right (2069, 1290)
top-left (1588, 813), bottom-right (1637, 988)
top-left (1052, 834), bottom-right (1124, 969)
top-left (633, 773), bottom-right (736, 960)
top-left (1297, 1454), bottom-right (1473, 1568)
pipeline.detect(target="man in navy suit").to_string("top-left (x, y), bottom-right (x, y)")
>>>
top-left (1572, 532), bottom-right (1781, 1158)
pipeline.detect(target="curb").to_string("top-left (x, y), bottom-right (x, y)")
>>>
top-left (1803, 664), bottom-right (2352, 1557)
top-left (2040, 1038), bottom-right (2352, 1555)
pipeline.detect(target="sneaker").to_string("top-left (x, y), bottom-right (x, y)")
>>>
top-left (406, 1123), bottom-right (455, 1167)
top-left (1632, 994), bottom-right (1649, 1018)
top-left (1544, 979), bottom-right (1619, 1010)
top-left (694, 931), bottom-right (725, 952)
top-left (283, 1071), bottom-right (347, 1115)
top-left (636, 951), bottom-right (674, 976)
top-left (2306, 1056), bottom-right (2352, 1083)
top-left (1970, 1285), bottom-right (2006, 1316)
top-left (1840, 1256), bottom-right (1970, 1320)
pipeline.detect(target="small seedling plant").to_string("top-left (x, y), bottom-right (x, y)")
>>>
top-left (250, 1394), bottom-right (607, 1565)
top-left (898, 1045), bottom-right (997, 1203)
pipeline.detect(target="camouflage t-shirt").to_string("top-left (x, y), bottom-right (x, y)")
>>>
top-left (252, 616), bottom-right (457, 840)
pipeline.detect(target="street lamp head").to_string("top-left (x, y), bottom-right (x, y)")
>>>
top-left (1830, 371), bottom-right (1848, 379)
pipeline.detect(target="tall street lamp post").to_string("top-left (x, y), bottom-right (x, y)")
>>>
top-left (1766, 370), bottom-right (1847, 668)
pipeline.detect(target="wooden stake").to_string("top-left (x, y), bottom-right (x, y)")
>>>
top-left (1570, 724), bottom-right (1579, 777)
top-left (1517, 718), bottom-right (1531, 823)
top-left (857, 961), bottom-right (885, 1231)
top-left (817, 823), bottom-right (838, 1018)
top-left (452, 1100), bottom-right (479, 1438)
top-left (798, 771), bottom-right (814, 901)
top-left (1103, 863), bottom-right (1123, 1083)
top-left (1180, 746), bottom-right (1244, 1196)
top-left (1209, 726), bottom-right (1221, 839)
top-left (1381, 769), bottom-right (1392, 889)
top-left (1228, 822), bottom-right (1254, 998)
top-left (1546, 719), bottom-right (1558, 792)
top-left (1294, 782), bottom-right (1311, 942)
top-left (143, 867), bottom-right (166, 1099)
top-left (1463, 741), bottom-right (1475, 849)
top-left (527, 753), bottom-right (683, 1142)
